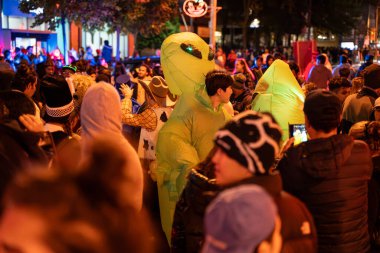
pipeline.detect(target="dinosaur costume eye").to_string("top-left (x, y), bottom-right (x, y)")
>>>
top-left (208, 47), bottom-right (215, 61)
top-left (180, 43), bottom-right (202, 59)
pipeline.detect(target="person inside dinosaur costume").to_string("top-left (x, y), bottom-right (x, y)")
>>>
top-left (156, 32), bottom-right (233, 241)
top-left (251, 59), bottom-right (305, 141)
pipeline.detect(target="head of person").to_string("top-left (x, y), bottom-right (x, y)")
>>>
top-left (0, 166), bottom-right (152, 253)
top-left (137, 64), bottom-right (151, 80)
top-left (273, 52), bottom-right (282, 60)
top-left (303, 90), bottom-right (342, 138)
top-left (104, 40), bottom-right (109, 46)
top-left (255, 56), bottom-right (263, 67)
top-left (328, 77), bottom-right (351, 103)
top-left (362, 63), bottom-right (380, 95)
top-left (114, 62), bottom-right (126, 78)
top-left (205, 70), bottom-right (234, 103)
top-left (234, 58), bottom-right (249, 73)
top-left (351, 77), bottom-right (364, 94)
top-left (86, 66), bottom-right (97, 80)
top-left (27, 46), bottom-right (33, 54)
top-left (365, 54), bottom-right (374, 64)
top-left (0, 90), bottom-right (36, 124)
top-left (62, 65), bottom-right (77, 78)
top-left (316, 54), bottom-right (326, 65)
top-left (11, 64), bottom-right (38, 97)
top-left (40, 75), bottom-right (74, 125)
top-left (0, 70), bottom-right (15, 91)
top-left (266, 55), bottom-right (274, 66)
top-left (231, 73), bottom-right (247, 96)
top-left (44, 59), bottom-right (55, 76)
top-left (86, 46), bottom-right (92, 53)
top-left (96, 67), bottom-right (112, 83)
top-left (212, 111), bottom-right (282, 186)
top-left (288, 62), bottom-right (300, 78)
top-left (80, 82), bottom-right (122, 142)
top-left (339, 54), bottom-right (348, 64)
top-left (3, 50), bottom-right (11, 60)
top-left (338, 67), bottom-right (350, 79)
top-left (202, 185), bottom-right (281, 253)
top-left (74, 59), bottom-right (88, 73)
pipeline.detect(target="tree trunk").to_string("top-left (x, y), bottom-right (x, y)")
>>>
top-left (61, 15), bottom-right (67, 64)
top-left (116, 26), bottom-right (121, 61)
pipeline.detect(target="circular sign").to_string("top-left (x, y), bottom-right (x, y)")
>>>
top-left (183, 0), bottom-right (208, 18)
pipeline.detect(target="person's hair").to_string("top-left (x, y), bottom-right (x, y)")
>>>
top-left (273, 52), bottom-right (282, 60)
top-left (27, 46), bottom-right (33, 51)
top-left (104, 40), bottom-right (109, 46)
top-left (96, 74), bottom-right (110, 83)
top-left (255, 56), bottom-right (263, 63)
top-left (265, 55), bottom-right (274, 64)
top-left (86, 66), bottom-right (96, 76)
top-left (288, 62), bottom-right (300, 75)
top-left (205, 70), bottom-right (234, 96)
top-left (11, 64), bottom-right (37, 92)
top-left (86, 46), bottom-right (92, 52)
top-left (139, 63), bottom-right (151, 76)
top-left (233, 58), bottom-right (254, 80)
top-left (113, 62), bottom-right (126, 78)
top-left (351, 77), bottom-right (364, 94)
top-left (328, 76), bottom-right (351, 91)
top-left (304, 91), bottom-right (342, 133)
top-left (0, 70), bottom-right (15, 91)
top-left (338, 67), bottom-right (350, 78)
top-left (97, 67), bottom-right (112, 83)
top-left (2, 137), bottom-right (154, 253)
top-left (0, 90), bottom-right (36, 122)
top-left (45, 59), bottom-right (55, 68)
top-left (75, 60), bottom-right (88, 73)
top-left (316, 54), bottom-right (326, 64)
top-left (340, 54), bottom-right (348, 64)
top-left (3, 50), bottom-right (11, 58)
top-left (302, 82), bottom-right (318, 97)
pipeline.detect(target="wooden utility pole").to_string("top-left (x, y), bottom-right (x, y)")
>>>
top-left (209, 0), bottom-right (217, 49)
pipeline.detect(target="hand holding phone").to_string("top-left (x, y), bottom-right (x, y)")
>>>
top-left (289, 124), bottom-right (308, 145)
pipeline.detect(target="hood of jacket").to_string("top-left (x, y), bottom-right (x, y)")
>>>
top-left (287, 134), bottom-right (354, 178)
top-left (81, 81), bottom-right (122, 140)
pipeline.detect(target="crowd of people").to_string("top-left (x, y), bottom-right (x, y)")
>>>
top-left (0, 31), bottom-right (380, 253)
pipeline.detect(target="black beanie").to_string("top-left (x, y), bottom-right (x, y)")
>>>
top-left (214, 111), bottom-right (282, 175)
top-left (41, 75), bottom-right (74, 118)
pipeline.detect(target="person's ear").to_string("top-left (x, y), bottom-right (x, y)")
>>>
top-left (305, 116), bottom-right (310, 128)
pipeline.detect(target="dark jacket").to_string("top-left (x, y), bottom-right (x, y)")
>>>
top-left (0, 121), bottom-right (48, 196)
top-left (230, 89), bottom-right (253, 113)
top-left (171, 169), bottom-right (219, 253)
top-left (277, 135), bottom-right (372, 253)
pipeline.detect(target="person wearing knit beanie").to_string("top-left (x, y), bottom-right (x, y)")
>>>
top-left (210, 111), bottom-right (318, 253)
top-left (213, 110), bottom-right (282, 185)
